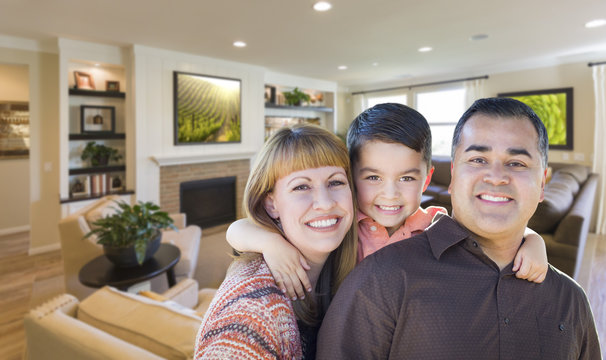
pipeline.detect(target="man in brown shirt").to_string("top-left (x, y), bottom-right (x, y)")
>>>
top-left (316, 98), bottom-right (601, 359)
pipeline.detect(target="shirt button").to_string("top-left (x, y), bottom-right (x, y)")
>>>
top-left (559, 324), bottom-right (565, 331)
top-left (504, 318), bottom-right (510, 325)
top-left (370, 226), bottom-right (377, 231)
top-left (472, 241), bottom-right (478, 247)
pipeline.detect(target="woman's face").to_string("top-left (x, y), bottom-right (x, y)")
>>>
top-left (264, 166), bottom-right (353, 264)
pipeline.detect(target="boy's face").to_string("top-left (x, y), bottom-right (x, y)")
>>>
top-left (354, 140), bottom-right (433, 235)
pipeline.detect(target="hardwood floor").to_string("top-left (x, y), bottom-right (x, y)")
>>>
top-left (1, 230), bottom-right (605, 359)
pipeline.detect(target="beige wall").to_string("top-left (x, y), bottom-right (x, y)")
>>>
top-left (0, 63), bottom-right (30, 231)
top-left (339, 61), bottom-right (597, 167)
top-left (0, 46), bottom-right (60, 250)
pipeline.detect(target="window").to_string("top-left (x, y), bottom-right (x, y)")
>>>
top-left (415, 88), bottom-right (465, 156)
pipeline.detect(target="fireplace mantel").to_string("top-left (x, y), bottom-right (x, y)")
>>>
top-left (151, 151), bottom-right (256, 167)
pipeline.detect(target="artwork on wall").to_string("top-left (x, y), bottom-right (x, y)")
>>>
top-left (173, 71), bottom-right (241, 145)
top-left (80, 105), bottom-right (115, 133)
top-left (74, 71), bottom-right (95, 90)
top-left (0, 102), bottom-right (29, 159)
top-left (498, 87), bottom-right (573, 150)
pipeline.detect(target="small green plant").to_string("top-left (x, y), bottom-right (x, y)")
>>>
top-left (84, 201), bottom-right (177, 265)
top-left (282, 87), bottom-right (311, 106)
top-left (81, 141), bottom-right (122, 167)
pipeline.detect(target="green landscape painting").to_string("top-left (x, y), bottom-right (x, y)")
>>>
top-left (174, 72), bottom-right (241, 144)
top-left (499, 88), bottom-right (573, 150)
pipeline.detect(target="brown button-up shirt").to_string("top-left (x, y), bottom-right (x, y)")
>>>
top-left (317, 215), bottom-right (601, 359)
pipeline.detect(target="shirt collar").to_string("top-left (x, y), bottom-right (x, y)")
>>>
top-left (424, 214), bottom-right (470, 260)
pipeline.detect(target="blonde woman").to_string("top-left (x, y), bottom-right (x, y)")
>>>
top-left (195, 124), bottom-right (357, 359)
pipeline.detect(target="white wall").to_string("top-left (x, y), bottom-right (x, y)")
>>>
top-left (0, 63), bottom-right (29, 232)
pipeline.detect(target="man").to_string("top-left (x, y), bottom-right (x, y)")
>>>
top-left (316, 98), bottom-right (601, 359)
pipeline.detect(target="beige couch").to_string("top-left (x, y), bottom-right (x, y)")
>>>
top-left (58, 195), bottom-right (202, 299)
top-left (24, 278), bottom-right (216, 360)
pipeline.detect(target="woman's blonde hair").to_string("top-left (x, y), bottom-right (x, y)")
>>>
top-left (243, 124), bottom-right (357, 325)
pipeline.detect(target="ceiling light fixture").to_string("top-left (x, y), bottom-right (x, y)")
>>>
top-left (585, 19), bottom-right (606, 28)
top-left (418, 47), bottom-right (433, 53)
top-left (470, 34), bottom-right (489, 41)
top-left (372, 62), bottom-right (379, 67)
top-left (233, 41), bottom-right (247, 48)
top-left (313, 1), bottom-right (332, 11)
top-left (338, 65), bottom-right (347, 70)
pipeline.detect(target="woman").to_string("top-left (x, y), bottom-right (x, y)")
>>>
top-left (195, 124), bottom-right (357, 359)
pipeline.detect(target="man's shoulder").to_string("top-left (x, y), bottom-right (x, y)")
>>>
top-left (545, 265), bottom-right (587, 297)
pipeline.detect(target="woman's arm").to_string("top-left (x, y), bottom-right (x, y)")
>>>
top-left (226, 218), bottom-right (311, 299)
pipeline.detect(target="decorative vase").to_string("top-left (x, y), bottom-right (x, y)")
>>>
top-left (103, 233), bottom-right (162, 267)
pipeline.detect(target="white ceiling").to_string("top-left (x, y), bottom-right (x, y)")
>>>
top-left (1, 0), bottom-right (606, 88)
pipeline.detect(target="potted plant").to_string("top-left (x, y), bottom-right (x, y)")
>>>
top-left (282, 87), bottom-right (311, 106)
top-left (84, 201), bottom-right (177, 267)
top-left (81, 141), bottom-right (122, 167)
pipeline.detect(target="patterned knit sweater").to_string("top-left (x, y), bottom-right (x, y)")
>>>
top-left (195, 256), bottom-right (303, 359)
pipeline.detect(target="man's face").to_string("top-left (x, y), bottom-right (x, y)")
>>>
top-left (354, 140), bottom-right (432, 235)
top-left (449, 114), bottom-right (546, 241)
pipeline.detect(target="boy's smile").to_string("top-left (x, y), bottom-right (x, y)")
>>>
top-left (354, 140), bottom-right (432, 236)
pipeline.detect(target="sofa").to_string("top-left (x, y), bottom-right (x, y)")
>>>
top-left (425, 157), bottom-right (599, 280)
top-left (58, 195), bottom-right (202, 299)
top-left (24, 278), bottom-right (216, 360)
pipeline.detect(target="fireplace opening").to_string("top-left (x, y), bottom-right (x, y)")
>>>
top-left (180, 176), bottom-right (236, 229)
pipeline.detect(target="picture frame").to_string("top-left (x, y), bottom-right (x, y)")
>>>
top-left (109, 174), bottom-right (124, 191)
top-left (173, 71), bottom-right (241, 145)
top-left (0, 102), bottom-right (30, 159)
top-left (74, 71), bottom-right (96, 90)
top-left (80, 105), bottom-right (115, 134)
top-left (106, 80), bottom-right (120, 92)
top-left (498, 87), bottom-right (573, 150)
top-left (264, 85), bottom-right (276, 104)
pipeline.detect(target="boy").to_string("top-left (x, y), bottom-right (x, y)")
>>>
top-left (227, 103), bottom-right (547, 299)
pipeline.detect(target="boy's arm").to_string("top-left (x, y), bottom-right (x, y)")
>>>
top-left (226, 218), bottom-right (311, 299)
top-left (513, 227), bottom-right (548, 283)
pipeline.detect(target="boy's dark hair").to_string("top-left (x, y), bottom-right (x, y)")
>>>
top-left (347, 103), bottom-right (432, 170)
top-left (451, 97), bottom-right (548, 168)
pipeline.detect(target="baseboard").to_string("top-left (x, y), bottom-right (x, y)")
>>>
top-left (28, 242), bottom-right (61, 256)
top-left (0, 225), bottom-right (30, 236)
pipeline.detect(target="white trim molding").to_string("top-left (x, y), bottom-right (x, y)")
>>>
top-left (0, 225), bottom-right (31, 236)
top-left (28, 242), bottom-right (61, 256)
top-left (151, 151), bottom-right (256, 167)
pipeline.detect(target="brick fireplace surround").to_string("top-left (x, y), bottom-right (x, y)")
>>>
top-left (158, 159), bottom-right (250, 222)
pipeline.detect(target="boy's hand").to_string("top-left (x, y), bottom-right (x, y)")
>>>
top-left (513, 231), bottom-right (548, 283)
top-left (263, 239), bottom-right (312, 300)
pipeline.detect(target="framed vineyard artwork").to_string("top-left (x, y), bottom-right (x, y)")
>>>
top-left (173, 71), bottom-right (241, 145)
top-left (498, 87), bottom-right (573, 150)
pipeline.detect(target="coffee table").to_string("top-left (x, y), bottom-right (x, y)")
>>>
top-left (79, 243), bottom-right (181, 291)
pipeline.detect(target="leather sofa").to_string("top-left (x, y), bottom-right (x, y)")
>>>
top-left (425, 158), bottom-right (599, 280)
top-left (24, 278), bottom-right (215, 360)
top-left (58, 195), bottom-right (202, 299)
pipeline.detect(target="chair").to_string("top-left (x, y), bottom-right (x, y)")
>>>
top-left (58, 195), bottom-right (201, 299)
top-left (24, 278), bottom-right (216, 360)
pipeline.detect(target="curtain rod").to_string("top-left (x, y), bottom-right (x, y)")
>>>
top-left (351, 75), bottom-right (489, 96)
top-left (588, 61), bottom-right (606, 67)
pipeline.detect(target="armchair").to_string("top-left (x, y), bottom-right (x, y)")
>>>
top-left (58, 195), bottom-right (201, 299)
top-left (24, 279), bottom-right (216, 360)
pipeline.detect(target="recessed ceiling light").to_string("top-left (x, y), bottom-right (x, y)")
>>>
top-left (338, 65), bottom-right (348, 70)
top-left (585, 19), bottom-right (606, 28)
top-left (372, 62), bottom-right (379, 67)
top-left (94, 63), bottom-right (100, 67)
top-left (470, 34), bottom-right (489, 41)
top-left (233, 41), bottom-right (247, 48)
top-left (418, 47), bottom-right (433, 53)
top-left (313, 1), bottom-right (332, 11)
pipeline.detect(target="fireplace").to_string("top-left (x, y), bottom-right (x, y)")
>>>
top-left (180, 177), bottom-right (236, 229)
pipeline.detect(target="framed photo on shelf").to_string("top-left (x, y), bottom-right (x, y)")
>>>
top-left (74, 71), bottom-right (96, 90)
top-left (498, 87), bottom-right (573, 150)
top-left (109, 174), bottom-right (124, 191)
top-left (70, 177), bottom-right (89, 197)
top-left (106, 80), bottom-right (120, 92)
top-left (173, 71), bottom-right (241, 145)
top-left (80, 105), bottom-right (115, 134)
top-left (264, 85), bottom-right (276, 104)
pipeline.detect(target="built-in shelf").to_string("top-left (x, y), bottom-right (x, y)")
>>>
top-left (68, 88), bottom-right (126, 98)
top-left (69, 133), bottom-right (126, 140)
top-left (69, 165), bottom-right (126, 175)
top-left (60, 189), bottom-right (135, 204)
top-left (264, 104), bottom-right (333, 113)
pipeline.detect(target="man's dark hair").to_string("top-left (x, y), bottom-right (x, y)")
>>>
top-left (347, 103), bottom-right (432, 170)
top-left (451, 97), bottom-right (549, 168)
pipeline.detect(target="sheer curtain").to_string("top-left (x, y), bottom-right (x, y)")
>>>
top-left (464, 78), bottom-right (487, 107)
top-left (352, 94), bottom-right (367, 120)
top-left (592, 65), bottom-right (606, 235)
